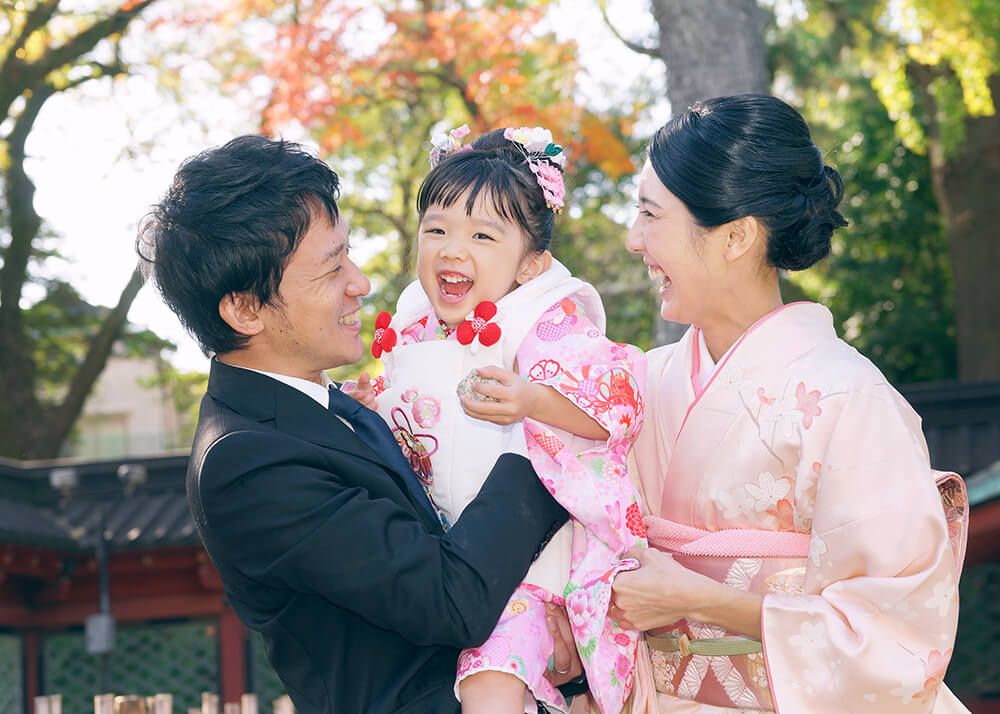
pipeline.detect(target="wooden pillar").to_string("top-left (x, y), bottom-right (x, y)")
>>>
top-left (218, 606), bottom-right (245, 701)
top-left (24, 630), bottom-right (40, 714)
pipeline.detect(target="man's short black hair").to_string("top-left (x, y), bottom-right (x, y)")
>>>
top-left (137, 135), bottom-right (340, 355)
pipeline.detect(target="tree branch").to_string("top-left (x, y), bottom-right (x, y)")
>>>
top-left (32, 0), bottom-right (156, 79)
top-left (598, 0), bottom-right (661, 58)
top-left (1, 82), bottom-right (56, 324)
top-left (351, 204), bottom-right (408, 237)
top-left (0, 0), bottom-right (157, 118)
top-left (4, 0), bottom-right (60, 64)
top-left (401, 64), bottom-right (484, 122)
top-left (33, 266), bottom-right (146, 458)
top-left (0, 56), bottom-right (120, 320)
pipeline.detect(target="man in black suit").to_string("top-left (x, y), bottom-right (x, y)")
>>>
top-left (138, 135), bottom-right (582, 713)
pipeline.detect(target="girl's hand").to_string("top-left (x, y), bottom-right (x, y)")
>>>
top-left (459, 366), bottom-right (542, 425)
top-left (342, 372), bottom-right (377, 410)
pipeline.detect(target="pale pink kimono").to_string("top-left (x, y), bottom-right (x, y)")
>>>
top-left (627, 302), bottom-right (969, 714)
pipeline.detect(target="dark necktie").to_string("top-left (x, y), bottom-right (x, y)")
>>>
top-left (326, 384), bottom-right (441, 527)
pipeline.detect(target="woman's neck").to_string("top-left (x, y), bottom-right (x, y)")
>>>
top-left (698, 281), bottom-right (785, 362)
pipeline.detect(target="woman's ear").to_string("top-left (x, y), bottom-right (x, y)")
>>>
top-left (516, 250), bottom-right (553, 285)
top-left (219, 292), bottom-right (265, 337)
top-left (723, 216), bottom-right (763, 263)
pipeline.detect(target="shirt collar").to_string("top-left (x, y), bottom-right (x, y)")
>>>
top-left (233, 365), bottom-right (334, 409)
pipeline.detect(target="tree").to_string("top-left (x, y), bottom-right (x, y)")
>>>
top-left (604, 1), bottom-right (998, 382)
top-left (0, 0), bottom-right (158, 458)
top-left (601, 0), bottom-right (772, 344)
top-left (209, 0), bottom-right (652, 377)
top-left (793, 0), bottom-right (1000, 381)
top-left (770, 5), bottom-right (958, 385)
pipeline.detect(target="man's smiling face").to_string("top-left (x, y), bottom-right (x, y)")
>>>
top-left (256, 210), bottom-right (371, 376)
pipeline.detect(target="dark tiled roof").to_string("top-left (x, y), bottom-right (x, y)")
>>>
top-left (0, 454), bottom-right (198, 551)
top-left (0, 498), bottom-right (76, 548)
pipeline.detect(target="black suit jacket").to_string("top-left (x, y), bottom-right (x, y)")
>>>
top-left (187, 360), bottom-right (568, 713)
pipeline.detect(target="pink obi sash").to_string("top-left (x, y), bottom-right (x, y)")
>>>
top-left (644, 516), bottom-right (810, 559)
top-left (646, 470), bottom-right (966, 566)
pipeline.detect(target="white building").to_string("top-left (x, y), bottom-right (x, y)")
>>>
top-left (69, 356), bottom-right (186, 459)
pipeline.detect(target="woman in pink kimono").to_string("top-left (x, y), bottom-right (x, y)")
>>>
top-left (611, 95), bottom-right (969, 713)
top-left (357, 126), bottom-right (646, 714)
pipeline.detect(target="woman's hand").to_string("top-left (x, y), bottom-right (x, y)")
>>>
top-left (544, 603), bottom-right (584, 687)
top-left (459, 366), bottom-right (541, 426)
top-left (611, 548), bottom-right (706, 631)
top-left (611, 548), bottom-right (763, 638)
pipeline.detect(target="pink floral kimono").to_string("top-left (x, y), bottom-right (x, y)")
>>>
top-left (372, 260), bottom-right (647, 713)
top-left (627, 301), bottom-right (969, 714)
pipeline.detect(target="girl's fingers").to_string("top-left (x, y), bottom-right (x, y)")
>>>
top-left (474, 364), bottom-right (514, 384)
top-left (471, 379), bottom-right (508, 401)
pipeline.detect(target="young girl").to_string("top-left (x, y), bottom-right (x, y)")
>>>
top-left (357, 125), bottom-right (647, 713)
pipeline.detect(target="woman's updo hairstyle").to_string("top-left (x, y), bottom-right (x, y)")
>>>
top-left (648, 94), bottom-right (847, 271)
top-left (416, 128), bottom-right (560, 253)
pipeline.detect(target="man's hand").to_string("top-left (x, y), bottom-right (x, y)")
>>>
top-left (544, 603), bottom-right (584, 687)
top-left (459, 366), bottom-right (542, 425)
top-left (342, 372), bottom-right (377, 409)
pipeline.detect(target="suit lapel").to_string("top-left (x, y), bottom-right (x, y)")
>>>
top-left (208, 360), bottom-right (441, 532)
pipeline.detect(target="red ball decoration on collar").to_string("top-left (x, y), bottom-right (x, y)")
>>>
top-left (371, 311), bottom-right (398, 358)
top-left (456, 301), bottom-right (502, 347)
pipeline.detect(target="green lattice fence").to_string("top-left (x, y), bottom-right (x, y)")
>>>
top-left (0, 632), bottom-right (23, 714)
top-left (249, 632), bottom-right (287, 708)
top-left (43, 619), bottom-right (217, 714)
top-left (946, 562), bottom-right (1000, 697)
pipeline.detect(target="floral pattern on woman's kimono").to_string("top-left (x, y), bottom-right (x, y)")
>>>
top-left (629, 302), bottom-right (968, 714)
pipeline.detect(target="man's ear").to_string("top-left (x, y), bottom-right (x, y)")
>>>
top-left (722, 216), bottom-right (763, 263)
top-left (516, 250), bottom-right (553, 285)
top-left (219, 292), bottom-right (265, 337)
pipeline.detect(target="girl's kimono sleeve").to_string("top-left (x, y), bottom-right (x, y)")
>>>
top-left (515, 296), bottom-right (647, 549)
top-left (761, 378), bottom-right (962, 713)
top-left (515, 296), bottom-right (647, 714)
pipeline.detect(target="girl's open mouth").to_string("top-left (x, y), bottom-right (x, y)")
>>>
top-left (438, 271), bottom-right (473, 302)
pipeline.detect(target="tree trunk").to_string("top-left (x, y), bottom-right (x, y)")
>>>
top-left (650, 0), bottom-right (771, 113)
top-left (0, 1), bottom-right (158, 458)
top-left (925, 75), bottom-right (1000, 381)
top-left (647, 0), bottom-right (771, 343)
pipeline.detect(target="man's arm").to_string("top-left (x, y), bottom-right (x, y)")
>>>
top-left (196, 430), bottom-right (566, 648)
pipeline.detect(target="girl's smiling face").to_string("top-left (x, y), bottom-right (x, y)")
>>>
top-left (626, 160), bottom-right (728, 326)
top-left (418, 190), bottom-right (549, 328)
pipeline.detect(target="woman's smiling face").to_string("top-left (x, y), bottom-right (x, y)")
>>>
top-left (626, 160), bottom-right (727, 326)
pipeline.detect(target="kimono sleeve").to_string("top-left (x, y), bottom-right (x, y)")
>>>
top-left (515, 295), bottom-right (647, 551)
top-left (516, 296), bottom-right (646, 448)
top-left (760, 380), bottom-right (961, 713)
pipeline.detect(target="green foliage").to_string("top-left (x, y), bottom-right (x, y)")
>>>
top-left (771, 1), bottom-right (969, 383)
top-left (790, 0), bottom-right (1000, 156)
top-left (22, 279), bottom-right (177, 401)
